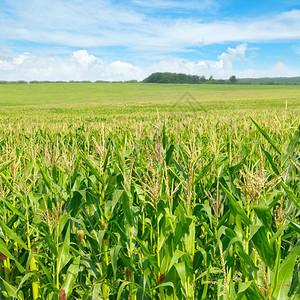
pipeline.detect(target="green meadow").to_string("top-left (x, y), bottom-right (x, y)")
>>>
top-left (1, 82), bottom-right (300, 106)
top-left (0, 83), bottom-right (299, 299)
top-left (1, 82), bottom-right (299, 125)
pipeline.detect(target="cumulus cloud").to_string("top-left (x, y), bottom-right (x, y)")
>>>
top-left (0, 50), bottom-right (145, 81)
top-left (149, 43), bottom-right (300, 79)
top-left (235, 61), bottom-right (300, 78)
top-left (0, 46), bottom-right (299, 81)
top-left (150, 43), bottom-right (248, 78)
top-left (71, 50), bottom-right (103, 68)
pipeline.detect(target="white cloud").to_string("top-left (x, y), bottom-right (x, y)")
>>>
top-left (150, 44), bottom-right (248, 78)
top-left (0, 46), bottom-right (299, 81)
top-left (0, 50), bottom-right (145, 81)
top-left (149, 43), bottom-right (300, 79)
top-left (235, 61), bottom-right (300, 78)
top-left (1, 1), bottom-right (300, 54)
top-left (146, 10), bottom-right (300, 52)
top-left (71, 50), bottom-right (102, 68)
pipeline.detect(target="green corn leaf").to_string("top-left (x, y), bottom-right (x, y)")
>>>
top-left (57, 224), bottom-right (71, 274)
top-left (173, 158), bottom-right (188, 180)
top-left (58, 212), bottom-right (71, 237)
top-left (182, 254), bottom-right (193, 277)
top-left (155, 282), bottom-right (174, 290)
top-left (235, 241), bottom-right (259, 271)
top-left (70, 158), bottom-right (80, 188)
top-left (16, 273), bottom-right (35, 294)
top-left (80, 257), bottom-right (101, 278)
top-left (1, 278), bottom-right (22, 299)
top-left (0, 221), bottom-right (28, 250)
top-left (282, 125), bottom-right (300, 164)
top-left (44, 234), bottom-right (58, 256)
top-left (220, 183), bottom-right (251, 226)
top-left (236, 280), bottom-right (266, 300)
top-left (36, 259), bottom-right (52, 282)
top-left (251, 226), bottom-right (275, 268)
top-left (175, 262), bottom-right (186, 284)
top-left (280, 181), bottom-right (300, 210)
top-left (217, 210), bottom-right (230, 230)
top-left (92, 283), bottom-right (102, 300)
top-left (194, 158), bottom-right (214, 184)
top-left (110, 245), bottom-right (122, 277)
top-left (0, 159), bottom-right (14, 173)
top-left (69, 190), bottom-right (85, 217)
top-left (165, 144), bottom-right (175, 166)
top-left (162, 121), bottom-right (167, 149)
top-left (167, 249), bottom-right (185, 272)
top-left (269, 224), bottom-right (288, 245)
top-left (272, 245), bottom-right (300, 299)
top-left (1, 197), bottom-right (26, 220)
top-left (117, 281), bottom-right (131, 300)
top-left (122, 191), bottom-right (133, 227)
top-left (287, 217), bottom-right (300, 234)
top-left (195, 267), bottom-right (223, 281)
top-left (271, 242), bottom-right (281, 299)
top-left (261, 147), bottom-right (280, 175)
top-left (79, 152), bottom-right (104, 184)
top-left (37, 162), bottom-right (52, 190)
top-left (135, 237), bottom-right (159, 272)
top-left (253, 205), bottom-right (273, 230)
top-left (224, 230), bottom-right (258, 271)
top-left (61, 256), bottom-right (80, 297)
top-left (117, 281), bottom-right (143, 300)
top-left (103, 145), bottom-right (111, 172)
top-left (251, 118), bottom-right (281, 155)
top-left (0, 238), bottom-right (14, 260)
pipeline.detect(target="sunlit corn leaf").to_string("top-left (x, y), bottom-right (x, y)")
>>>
top-left (57, 224), bottom-right (71, 274)
top-left (1, 278), bottom-right (23, 300)
top-left (282, 125), bottom-right (300, 165)
top-left (272, 245), bottom-right (300, 299)
top-left (280, 181), bottom-right (300, 210)
top-left (250, 118), bottom-right (281, 155)
top-left (220, 183), bottom-right (251, 226)
top-left (61, 256), bottom-right (80, 297)
top-left (0, 221), bottom-right (28, 250)
top-left (235, 280), bottom-right (266, 300)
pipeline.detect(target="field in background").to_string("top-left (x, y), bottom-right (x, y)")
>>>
top-left (1, 82), bottom-right (299, 126)
top-left (1, 82), bottom-right (300, 106)
top-left (0, 83), bottom-right (299, 299)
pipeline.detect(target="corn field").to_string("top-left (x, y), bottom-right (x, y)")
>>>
top-left (0, 110), bottom-right (299, 299)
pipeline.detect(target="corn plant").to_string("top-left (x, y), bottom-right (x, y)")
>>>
top-left (0, 109), bottom-right (299, 299)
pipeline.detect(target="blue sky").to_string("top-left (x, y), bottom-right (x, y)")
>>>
top-left (1, 0), bottom-right (300, 81)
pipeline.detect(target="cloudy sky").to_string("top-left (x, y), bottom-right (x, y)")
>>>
top-left (1, 0), bottom-right (300, 81)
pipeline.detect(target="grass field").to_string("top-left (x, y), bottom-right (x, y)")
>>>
top-left (1, 82), bottom-right (300, 106)
top-left (0, 83), bottom-right (299, 299)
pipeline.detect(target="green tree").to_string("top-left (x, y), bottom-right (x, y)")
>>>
top-left (229, 75), bottom-right (237, 84)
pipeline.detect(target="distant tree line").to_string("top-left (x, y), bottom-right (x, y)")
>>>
top-left (142, 72), bottom-right (300, 84)
top-left (0, 80), bottom-right (139, 84)
top-left (142, 72), bottom-right (203, 84)
top-left (1, 74), bottom-right (300, 84)
top-left (142, 72), bottom-right (239, 84)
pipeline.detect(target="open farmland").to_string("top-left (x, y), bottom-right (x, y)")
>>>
top-left (0, 83), bottom-right (299, 299)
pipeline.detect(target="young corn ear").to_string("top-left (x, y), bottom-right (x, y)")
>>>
top-left (77, 230), bottom-right (85, 244)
